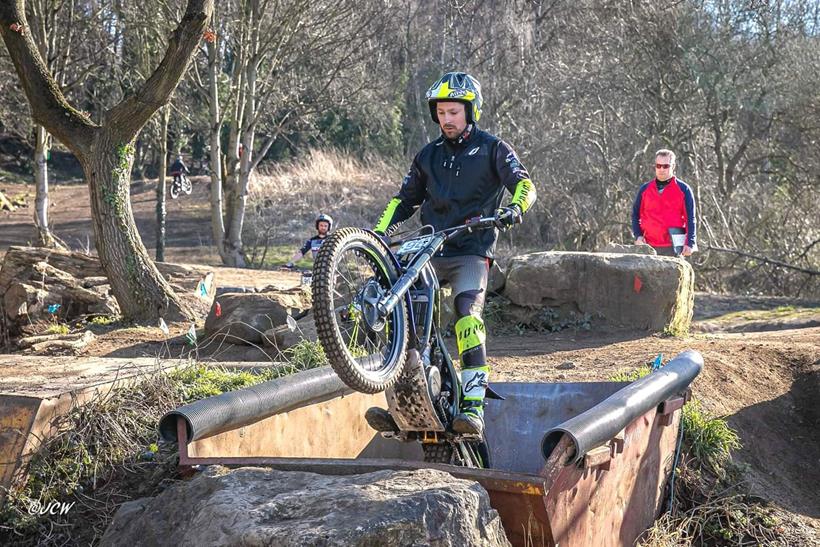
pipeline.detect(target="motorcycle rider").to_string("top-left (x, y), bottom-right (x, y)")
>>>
top-left (286, 213), bottom-right (333, 268)
top-left (169, 154), bottom-right (190, 188)
top-left (365, 72), bottom-right (537, 436)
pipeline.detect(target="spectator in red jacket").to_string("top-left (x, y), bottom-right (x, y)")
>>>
top-left (632, 149), bottom-right (697, 257)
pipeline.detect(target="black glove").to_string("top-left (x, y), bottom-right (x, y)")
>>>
top-left (494, 205), bottom-right (522, 231)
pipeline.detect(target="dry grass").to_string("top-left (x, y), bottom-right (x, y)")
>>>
top-left (251, 148), bottom-right (404, 228)
top-left (0, 351), bottom-right (326, 546)
top-left (245, 149), bottom-right (406, 267)
top-left (638, 403), bottom-right (813, 546)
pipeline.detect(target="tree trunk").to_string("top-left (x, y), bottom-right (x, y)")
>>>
top-left (1, 0), bottom-right (212, 322)
top-left (33, 124), bottom-right (58, 247)
top-left (223, 14), bottom-right (260, 269)
top-left (222, 124), bottom-right (244, 266)
top-left (82, 131), bottom-right (193, 321)
top-left (221, 22), bottom-right (247, 268)
top-left (133, 138), bottom-right (144, 179)
top-left (207, 38), bottom-right (227, 263)
top-left (156, 104), bottom-right (170, 262)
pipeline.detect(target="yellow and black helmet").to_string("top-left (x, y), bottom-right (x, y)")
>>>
top-left (425, 72), bottom-right (483, 124)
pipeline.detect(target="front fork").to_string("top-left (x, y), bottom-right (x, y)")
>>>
top-left (375, 234), bottom-right (446, 321)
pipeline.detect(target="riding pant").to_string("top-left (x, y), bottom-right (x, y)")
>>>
top-left (431, 255), bottom-right (489, 408)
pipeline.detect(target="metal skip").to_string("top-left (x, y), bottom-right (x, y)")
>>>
top-left (160, 350), bottom-right (703, 547)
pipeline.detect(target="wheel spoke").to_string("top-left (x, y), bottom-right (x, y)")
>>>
top-left (314, 230), bottom-right (407, 394)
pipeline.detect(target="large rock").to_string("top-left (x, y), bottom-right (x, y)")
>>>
top-left (488, 261), bottom-right (506, 294)
top-left (504, 251), bottom-right (693, 333)
top-left (101, 466), bottom-right (510, 547)
top-left (262, 311), bottom-right (318, 351)
top-left (597, 242), bottom-right (657, 255)
top-left (205, 289), bottom-right (311, 345)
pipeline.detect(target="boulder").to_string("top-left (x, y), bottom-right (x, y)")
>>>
top-left (597, 243), bottom-right (657, 255)
top-left (504, 251), bottom-right (693, 333)
top-left (101, 466), bottom-right (510, 547)
top-left (0, 246), bottom-right (216, 331)
top-left (261, 311), bottom-right (318, 350)
top-left (488, 261), bottom-right (506, 294)
top-left (205, 289), bottom-right (311, 345)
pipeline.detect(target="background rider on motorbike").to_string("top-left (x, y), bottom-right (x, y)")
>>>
top-left (286, 213), bottom-right (334, 268)
top-left (366, 71), bottom-right (537, 437)
top-left (169, 155), bottom-right (189, 180)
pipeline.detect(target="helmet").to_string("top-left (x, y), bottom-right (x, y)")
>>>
top-left (315, 213), bottom-right (333, 231)
top-left (425, 72), bottom-right (483, 124)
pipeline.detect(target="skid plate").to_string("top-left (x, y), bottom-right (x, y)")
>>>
top-left (386, 349), bottom-right (446, 432)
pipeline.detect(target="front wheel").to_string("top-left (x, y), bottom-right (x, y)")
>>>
top-left (313, 228), bottom-right (408, 394)
top-left (181, 175), bottom-right (192, 195)
top-left (169, 177), bottom-right (181, 200)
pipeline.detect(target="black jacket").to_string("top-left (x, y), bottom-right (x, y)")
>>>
top-left (375, 126), bottom-right (535, 258)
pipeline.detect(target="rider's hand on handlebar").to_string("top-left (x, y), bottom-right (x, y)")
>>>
top-left (494, 205), bottom-right (522, 231)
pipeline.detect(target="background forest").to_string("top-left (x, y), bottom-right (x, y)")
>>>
top-left (1, 0), bottom-right (818, 297)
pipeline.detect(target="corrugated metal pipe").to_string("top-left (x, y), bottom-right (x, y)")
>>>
top-left (159, 366), bottom-right (351, 443)
top-left (542, 350), bottom-right (703, 463)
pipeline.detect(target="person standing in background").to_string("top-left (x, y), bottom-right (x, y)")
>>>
top-left (632, 149), bottom-right (697, 257)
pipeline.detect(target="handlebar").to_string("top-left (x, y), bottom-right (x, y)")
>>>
top-left (440, 213), bottom-right (510, 238)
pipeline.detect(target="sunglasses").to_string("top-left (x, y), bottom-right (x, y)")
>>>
top-left (655, 163), bottom-right (671, 169)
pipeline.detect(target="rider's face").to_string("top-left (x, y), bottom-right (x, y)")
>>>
top-left (436, 102), bottom-right (467, 139)
top-left (317, 221), bottom-right (330, 235)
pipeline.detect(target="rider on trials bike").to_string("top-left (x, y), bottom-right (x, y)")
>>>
top-left (286, 213), bottom-right (333, 268)
top-left (169, 155), bottom-right (192, 198)
top-left (366, 71), bottom-right (537, 437)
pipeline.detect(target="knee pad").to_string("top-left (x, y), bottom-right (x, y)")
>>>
top-left (454, 289), bottom-right (485, 318)
top-left (454, 314), bottom-right (486, 367)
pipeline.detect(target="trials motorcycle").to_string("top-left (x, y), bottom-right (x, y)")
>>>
top-left (312, 214), bottom-right (512, 466)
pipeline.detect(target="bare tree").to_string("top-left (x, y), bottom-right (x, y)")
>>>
top-left (0, 0), bottom-right (213, 321)
top-left (195, 0), bottom-right (383, 266)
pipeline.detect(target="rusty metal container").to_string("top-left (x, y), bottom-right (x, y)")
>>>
top-left (161, 351), bottom-right (702, 546)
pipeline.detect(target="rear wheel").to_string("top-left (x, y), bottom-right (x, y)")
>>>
top-left (313, 228), bottom-right (408, 394)
top-left (422, 438), bottom-right (490, 468)
top-left (169, 177), bottom-right (181, 199)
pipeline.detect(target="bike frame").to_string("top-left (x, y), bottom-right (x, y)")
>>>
top-left (363, 216), bottom-right (501, 420)
top-left (374, 216), bottom-right (498, 326)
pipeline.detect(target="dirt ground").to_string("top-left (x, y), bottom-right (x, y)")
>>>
top-left (2, 176), bottom-right (819, 542)
top-left (19, 293), bottom-right (817, 539)
top-left (0, 177), bottom-right (219, 264)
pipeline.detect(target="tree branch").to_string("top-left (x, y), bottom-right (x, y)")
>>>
top-left (706, 245), bottom-right (820, 276)
top-left (106, 0), bottom-right (213, 141)
top-left (0, 0), bottom-right (95, 155)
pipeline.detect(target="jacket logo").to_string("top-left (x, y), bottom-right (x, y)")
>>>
top-left (468, 146), bottom-right (480, 156)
